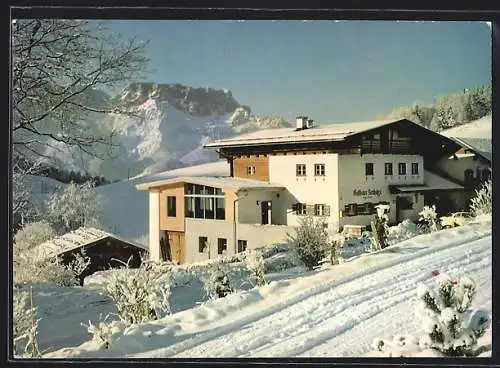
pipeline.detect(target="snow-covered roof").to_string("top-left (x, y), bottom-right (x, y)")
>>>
top-left (204, 119), bottom-right (406, 148)
top-left (136, 176), bottom-right (285, 191)
top-left (446, 137), bottom-right (491, 163)
top-left (29, 227), bottom-right (148, 262)
top-left (392, 170), bottom-right (464, 193)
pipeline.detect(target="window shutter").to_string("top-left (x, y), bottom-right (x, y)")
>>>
top-left (324, 205), bottom-right (331, 216)
top-left (306, 204), bottom-right (315, 215)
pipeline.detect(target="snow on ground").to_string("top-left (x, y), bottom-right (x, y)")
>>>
top-left (20, 283), bottom-right (117, 354)
top-left (43, 219), bottom-right (491, 358)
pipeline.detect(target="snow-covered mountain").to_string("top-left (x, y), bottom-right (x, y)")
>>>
top-left (42, 83), bottom-right (291, 181)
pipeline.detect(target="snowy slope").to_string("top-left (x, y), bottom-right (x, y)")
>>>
top-left (44, 220), bottom-right (491, 358)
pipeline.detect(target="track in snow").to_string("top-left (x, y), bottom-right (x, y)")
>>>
top-left (152, 234), bottom-right (491, 358)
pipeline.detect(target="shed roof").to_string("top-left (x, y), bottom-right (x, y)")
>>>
top-left (28, 227), bottom-right (148, 262)
top-left (136, 176), bottom-right (285, 191)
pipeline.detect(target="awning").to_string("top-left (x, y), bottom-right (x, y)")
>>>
top-left (389, 170), bottom-right (464, 194)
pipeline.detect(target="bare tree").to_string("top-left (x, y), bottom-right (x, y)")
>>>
top-left (11, 19), bottom-right (149, 161)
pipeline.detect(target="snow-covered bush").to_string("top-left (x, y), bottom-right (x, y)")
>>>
top-left (372, 274), bottom-right (491, 357)
top-left (415, 275), bottom-right (490, 356)
top-left (419, 205), bottom-right (440, 233)
top-left (13, 253), bottom-right (79, 287)
top-left (13, 221), bottom-right (56, 252)
top-left (103, 260), bottom-right (172, 325)
top-left (202, 263), bottom-right (234, 300)
top-left (387, 219), bottom-right (423, 245)
top-left (13, 247), bottom-right (89, 287)
top-left (245, 250), bottom-right (266, 286)
top-left (371, 204), bottom-right (390, 251)
top-left (470, 180), bottom-right (492, 217)
top-left (288, 216), bottom-right (329, 270)
top-left (46, 181), bottom-right (103, 235)
top-left (329, 235), bottom-right (344, 265)
top-left (13, 286), bottom-right (41, 358)
top-left (80, 314), bottom-right (123, 350)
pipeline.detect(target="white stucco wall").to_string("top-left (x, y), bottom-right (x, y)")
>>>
top-left (436, 155), bottom-right (490, 183)
top-left (237, 189), bottom-right (287, 225)
top-left (148, 190), bottom-right (161, 262)
top-left (268, 153), bottom-right (340, 231)
top-left (338, 153), bottom-right (424, 227)
top-left (184, 218), bottom-right (292, 263)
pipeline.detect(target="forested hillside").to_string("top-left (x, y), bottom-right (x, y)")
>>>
top-left (378, 85), bottom-right (491, 132)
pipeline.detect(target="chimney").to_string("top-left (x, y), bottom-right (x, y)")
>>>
top-left (307, 119), bottom-right (314, 128)
top-left (296, 116), bottom-right (308, 130)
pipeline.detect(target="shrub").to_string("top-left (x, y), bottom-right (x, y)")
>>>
top-left (202, 263), bottom-right (234, 300)
top-left (103, 260), bottom-right (172, 326)
top-left (372, 274), bottom-right (491, 357)
top-left (13, 221), bottom-right (56, 252)
top-left (416, 275), bottom-right (490, 356)
top-left (387, 219), bottom-right (423, 244)
top-left (13, 286), bottom-right (41, 358)
top-left (470, 180), bottom-right (492, 217)
top-left (13, 248), bottom-right (89, 287)
top-left (288, 216), bottom-right (329, 270)
top-left (80, 314), bottom-right (123, 350)
top-left (371, 204), bottom-right (390, 251)
top-left (245, 250), bottom-right (266, 286)
top-left (419, 205), bottom-right (440, 233)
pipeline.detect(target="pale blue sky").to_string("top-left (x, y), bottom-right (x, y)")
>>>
top-left (105, 20), bottom-right (491, 123)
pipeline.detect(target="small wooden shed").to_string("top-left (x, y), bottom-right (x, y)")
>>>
top-left (30, 227), bottom-right (149, 285)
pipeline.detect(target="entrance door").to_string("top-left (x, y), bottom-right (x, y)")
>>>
top-left (395, 196), bottom-right (401, 223)
top-left (261, 201), bottom-right (272, 225)
top-left (166, 231), bottom-right (186, 264)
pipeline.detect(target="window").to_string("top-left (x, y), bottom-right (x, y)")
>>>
top-left (217, 238), bottom-right (227, 255)
top-left (167, 196), bottom-right (176, 217)
top-left (365, 163), bottom-right (374, 176)
top-left (398, 163), bottom-right (406, 175)
top-left (344, 203), bottom-right (357, 217)
top-left (199, 236), bottom-right (208, 253)
top-left (411, 162), bottom-right (419, 175)
top-left (204, 197), bottom-right (214, 219)
top-left (247, 166), bottom-right (256, 175)
top-left (294, 203), bottom-right (307, 215)
top-left (384, 163), bottom-right (393, 175)
top-left (216, 198), bottom-right (225, 219)
top-left (357, 202), bottom-right (374, 215)
top-left (315, 204), bottom-right (326, 216)
top-left (464, 169), bottom-right (474, 184)
top-left (237, 240), bottom-right (247, 253)
top-left (296, 164), bottom-right (306, 176)
top-left (481, 169), bottom-right (491, 182)
top-left (185, 197), bottom-right (195, 218)
top-left (184, 184), bottom-right (225, 220)
top-left (314, 164), bottom-right (325, 176)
